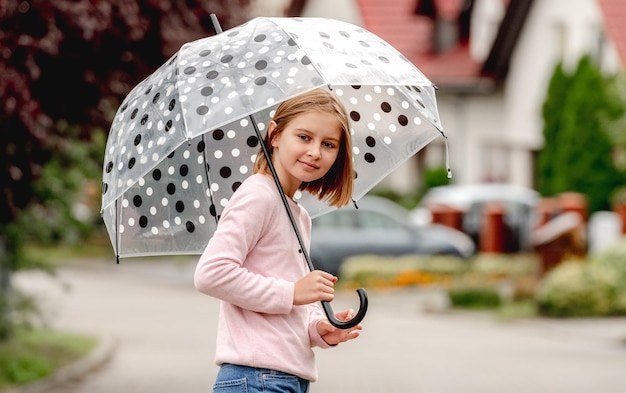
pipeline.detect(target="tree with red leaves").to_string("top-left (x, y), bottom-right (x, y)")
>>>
top-left (0, 0), bottom-right (251, 340)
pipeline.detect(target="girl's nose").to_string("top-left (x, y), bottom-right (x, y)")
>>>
top-left (307, 145), bottom-right (321, 159)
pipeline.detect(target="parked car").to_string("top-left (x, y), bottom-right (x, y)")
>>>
top-left (310, 195), bottom-right (475, 277)
top-left (415, 183), bottom-right (540, 252)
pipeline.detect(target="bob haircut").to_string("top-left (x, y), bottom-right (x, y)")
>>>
top-left (253, 88), bottom-right (354, 207)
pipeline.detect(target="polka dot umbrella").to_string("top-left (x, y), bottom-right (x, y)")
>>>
top-left (101, 16), bottom-right (448, 260)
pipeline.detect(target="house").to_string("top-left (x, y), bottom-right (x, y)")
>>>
top-left (258, 0), bottom-right (624, 195)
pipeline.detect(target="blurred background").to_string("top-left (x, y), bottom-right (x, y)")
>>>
top-left (2, 0), bottom-right (626, 391)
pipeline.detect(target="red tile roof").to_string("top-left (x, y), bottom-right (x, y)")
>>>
top-left (598, 0), bottom-right (626, 65)
top-left (356, 0), bottom-right (483, 87)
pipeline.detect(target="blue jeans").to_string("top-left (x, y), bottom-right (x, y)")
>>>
top-left (213, 363), bottom-right (310, 393)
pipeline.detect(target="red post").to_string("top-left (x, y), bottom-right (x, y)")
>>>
top-left (615, 202), bottom-right (626, 234)
top-left (479, 202), bottom-right (505, 253)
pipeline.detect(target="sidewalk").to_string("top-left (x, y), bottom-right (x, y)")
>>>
top-left (13, 258), bottom-right (626, 393)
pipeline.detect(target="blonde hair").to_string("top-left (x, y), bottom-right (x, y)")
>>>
top-left (253, 88), bottom-right (354, 207)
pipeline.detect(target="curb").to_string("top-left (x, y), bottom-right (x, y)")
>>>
top-left (4, 335), bottom-right (117, 393)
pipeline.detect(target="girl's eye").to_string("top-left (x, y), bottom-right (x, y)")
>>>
top-left (323, 142), bottom-right (336, 149)
top-left (298, 134), bottom-right (310, 141)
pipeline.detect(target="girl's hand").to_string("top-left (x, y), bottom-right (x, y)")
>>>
top-left (317, 309), bottom-right (362, 346)
top-left (293, 270), bottom-right (337, 305)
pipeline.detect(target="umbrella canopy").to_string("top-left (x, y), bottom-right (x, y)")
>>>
top-left (101, 17), bottom-right (446, 259)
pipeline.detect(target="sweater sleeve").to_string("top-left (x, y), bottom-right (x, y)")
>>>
top-left (194, 180), bottom-right (294, 314)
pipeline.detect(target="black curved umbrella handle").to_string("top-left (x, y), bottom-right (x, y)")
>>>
top-left (321, 288), bottom-right (368, 329)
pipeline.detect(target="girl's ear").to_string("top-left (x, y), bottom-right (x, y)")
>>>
top-left (268, 120), bottom-right (279, 148)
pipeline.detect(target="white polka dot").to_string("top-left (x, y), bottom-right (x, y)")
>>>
top-left (335, 89), bottom-right (344, 96)
top-left (373, 113), bottom-right (381, 121)
top-left (119, 224), bottom-right (125, 233)
top-left (227, 130), bottom-right (236, 138)
top-left (146, 187), bottom-right (153, 196)
top-left (152, 153), bottom-right (159, 161)
top-left (182, 180), bottom-right (189, 189)
top-left (368, 122), bottom-right (375, 130)
top-left (402, 101), bottom-right (410, 109)
top-left (240, 165), bottom-right (249, 174)
top-left (163, 220), bottom-right (170, 229)
top-left (350, 97), bottom-right (358, 105)
top-left (240, 119), bottom-right (249, 127)
top-left (199, 215), bottom-right (206, 224)
top-left (150, 206), bottom-right (157, 215)
top-left (413, 117), bottom-right (422, 125)
top-left (384, 136), bottom-right (392, 144)
top-left (128, 217), bottom-right (135, 226)
top-left (220, 198), bottom-right (229, 207)
top-left (211, 183), bottom-right (220, 191)
top-left (194, 200), bottom-right (200, 208)
top-left (196, 175), bottom-right (203, 184)
top-left (215, 150), bottom-right (223, 159)
top-left (151, 227), bottom-right (158, 235)
top-left (225, 107), bottom-right (233, 115)
top-left (183, 150), bottom-right (190, 159)
top-left (353, 147), bottom-right (360, 154)
top-left (232, 148), bottom-right (240, 157)
top-left (168, 166), bottom-right (175, 175)
top-left (175, 217), bottom-right (182, 225)
top-left (389, 124), bottom-right (397, 132)
top-left (161, 198), bottom-right (168, 206)
top-left (387, 88), bottom-right (395, 95)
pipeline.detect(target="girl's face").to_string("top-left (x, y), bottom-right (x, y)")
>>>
top-left (269, 110), bottom-right (342, 197)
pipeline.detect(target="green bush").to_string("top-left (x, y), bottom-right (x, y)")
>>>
top-left (448, 286), bottom-right (501, 310)
top-left (536, 237), bottom-right (626, 318)
top-left (536, 261), bottom-right (619, 317)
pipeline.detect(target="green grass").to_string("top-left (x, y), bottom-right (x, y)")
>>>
top-left (0, 328), bottom-right (97, 390)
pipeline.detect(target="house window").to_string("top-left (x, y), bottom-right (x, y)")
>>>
top-left (481, 144), bottom-right (509, 183)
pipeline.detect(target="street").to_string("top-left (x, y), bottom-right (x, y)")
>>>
top-left (14, 258), bottom-right (626, 393)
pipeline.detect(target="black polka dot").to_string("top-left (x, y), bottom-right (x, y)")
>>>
top-left (176, 201), bottom-right (185, 213)
top-left (140, 114), bottom-right (149, 125)
top-left (134, 134), bottom-right (141, 145)
top-left (186, 221), bottom-right (195, 233)
top-left (144, 86), bottom-right (152, 95)
top-left (381, 102), bottom-right (392, 113)
top-left (184, 66), bottom-right (196, 75)
top-left (106, 162), bottom-right (113, 173)
top-left (197, 106), bottom-right (209, 115)
top-left (165, 120), bottom-right (172, 132)
top-left (319, 32), bottom-right (330, 39)
top-left (301, 56), bottom-right (311, 66)
top-left (102, 182), bottom-right (108, 194)
top-left (197, 140), bottom-right (206, 152)
top-left (167, 183), bottom-right (176, 195)
top-left (232, 182), bottom-right (241, 192)
top-left (398, 115), bottom-right (408, 126)
top-left (167, 151), bottom-right (175, 159)
top-left (350, 111), bottom-right (361, 121)
top-left (255, 60), bottom-right (267, 70)
top-left (169, 99), bottom-right (176, 111)
top-left (359, 40), bottom-right (370, 47)
top-left (246, 136), bottom-right (259, 148)
top-left (139, 216), bottom-right (148, 228)
top-left (213, 129), bottom-right (224, 140)
top-left (345, 63), bottom-right (357, 68)
top-left (199, 49), bottom-right (211, 57)
top-left (221, 55), bottom-right (233, 63)
top-left (364, 153), bottom-right (376, 163)
top-left (254, 34), bottom-right (266, 42)
top-left (130, 108), bottom-right (138, 119)
top-left (133, 195), bottom-right (142, 207)
top-left (179, 165), bottom-right (189, 176)
top-left (379, 56), bottom-right (390, 63)
top-left (209, 204), bottom-right (217, 217)
top-left (201, 87), bottom-right (214, 96)
top-left (366, 136), bottom-right (376, 147)
top-left (128, 157), bottom-right (136, 169)
top-left (255, 77), bottom-right (267, 86)
top-left (152, 169), bottom-right (161, 181)
top-left (288, 38), bottom-right (297, 46)
top-left (152, 92), bottom-right (160, 104)
top-left (220, 167), bottom-right (232, 178)
top-left (206, 70), bottom-right (219, 80)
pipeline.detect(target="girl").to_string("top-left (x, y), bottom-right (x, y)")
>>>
top-left (194, 88), bottom-right (362, 393)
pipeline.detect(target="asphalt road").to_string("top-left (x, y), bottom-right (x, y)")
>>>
top-left (14, 258), bottom-right (626, 393)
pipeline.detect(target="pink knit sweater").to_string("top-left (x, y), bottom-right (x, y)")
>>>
top-left (194, 174), bottom-right (330, 382)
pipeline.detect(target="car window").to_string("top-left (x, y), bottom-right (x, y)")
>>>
top-left (313, 210), bottom-right (357, 228)
top-left (357, 211), bottom-right (403, 229)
